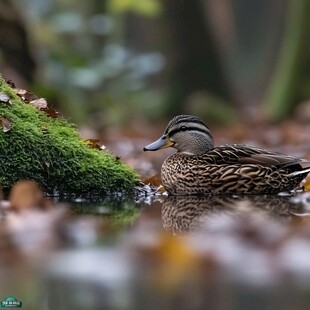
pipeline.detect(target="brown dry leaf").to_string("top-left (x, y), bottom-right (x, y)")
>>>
top-left (1, 117), bottom-right (12, 132)
top-left (6, 79), bottom-right (16, 88)
top-left (0, 92), bottom-right (11, 105)
top-left (16, 88), bottom-right (38, 103)
top-left (14, 85), bottom-right (59, 118)
top-left (40, 106), bottom-right (59, 118)
top-left (9, 181), bottom-right (46, 211)
top-left (304, 178), bottom-right (310, 192)
top-left (143, 174), bottom-right (162, 187)
top-left (84, 139), bottom-right (102, 150)
top-left (30, 98), bottom-right (48, 109)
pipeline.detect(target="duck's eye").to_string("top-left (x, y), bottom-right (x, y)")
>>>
top-left (180, 126), bottom-right (187, 131)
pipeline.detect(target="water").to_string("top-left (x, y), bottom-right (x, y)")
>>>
top-left (1, 193), bottom-right (310, 309)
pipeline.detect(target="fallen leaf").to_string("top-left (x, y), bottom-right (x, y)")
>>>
top-left (143, 174), bottom-right (162, 187)
top-left (0, 92), bottom-right (11, 105)
top-left (84, 139), bottom-right (101, 149)
top-left (1, 117), bottom-right (12, 132)
top-left (6, 79), bottom-right (16, 88)
top-left (16, 88), bottom-right (38, 102)
top-left (30, 98), bottom-right (48, 109)
top-left (40, 106), bottom-right (59, 118)
top-left (301, 173), bottom-right (310, 191)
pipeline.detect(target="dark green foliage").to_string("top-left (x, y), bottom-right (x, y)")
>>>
top-left (0, 77), bottom-right (139, 195)
top-left (264, 0), bottom-right (310, 121)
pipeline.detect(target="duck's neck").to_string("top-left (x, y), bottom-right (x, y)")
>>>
top-left (177, 140), bottom-right (214, 155)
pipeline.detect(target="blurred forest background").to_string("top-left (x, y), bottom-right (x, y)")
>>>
top-left (1, 0), bottom-right (310, 133)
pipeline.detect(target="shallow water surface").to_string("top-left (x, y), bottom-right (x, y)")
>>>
top-left (1, 193), bottom-right (310, 309)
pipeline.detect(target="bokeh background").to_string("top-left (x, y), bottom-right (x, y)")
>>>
top-left (1, 0), bottom-right (310, 133)
top-left (2, 2), bottom-right (310, 309)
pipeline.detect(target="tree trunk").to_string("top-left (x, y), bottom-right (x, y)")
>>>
top-left (164, 0), bottom-right (232, 116)
top-left (264, 0), bottom-right (310, 121)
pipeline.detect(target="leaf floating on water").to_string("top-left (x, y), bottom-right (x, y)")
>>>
top-left (0, 92), bottom-right (11, 105)
top-left (16, 88), bottom-right (38, 103)
top-left (40, 106), bottom-right (59, 118)
top-left (1, 117), bottom-right (12, 132)
top-left (30, 98), bottom-right (48, 109)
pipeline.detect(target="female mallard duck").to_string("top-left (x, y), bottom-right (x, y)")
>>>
top-left (143, 115), bottom-right (310, 195)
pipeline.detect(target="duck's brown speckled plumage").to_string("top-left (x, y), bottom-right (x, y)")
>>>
top-left (144, 115), bottom-right (310, 195)
top-left (161, 196), bottom-right (303, 233)
top-left (162, 145), bottom-right (305, 195)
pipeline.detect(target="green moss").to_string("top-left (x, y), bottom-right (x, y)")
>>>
top-left (0, 76), bottom-right (139, 195)
top-left (70, 199), bottom-right (140, 233)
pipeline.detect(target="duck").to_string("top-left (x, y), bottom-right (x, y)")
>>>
top-left (143, 115), bottom-right (310, 195)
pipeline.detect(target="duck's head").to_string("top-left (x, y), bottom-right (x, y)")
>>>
top-left (143, 115), bottom-right (214, 155)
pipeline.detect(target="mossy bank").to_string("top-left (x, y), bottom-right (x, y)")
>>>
top-left (0, 76), bottom-right (139, 195)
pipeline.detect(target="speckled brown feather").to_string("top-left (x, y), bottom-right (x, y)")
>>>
top-left (161, 146), bottom-right (306, 195)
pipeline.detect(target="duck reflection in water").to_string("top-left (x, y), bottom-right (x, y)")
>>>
top-left (161, 195), bottom-right (303, 234)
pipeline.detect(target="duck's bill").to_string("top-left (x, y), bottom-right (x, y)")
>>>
top-left (143, 136), bottom-right (174, 151)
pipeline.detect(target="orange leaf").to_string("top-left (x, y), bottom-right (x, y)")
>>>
top-left (84, 139), bottom-right (102, 150)
top-left (143, 174), bottom-right (162, 187)
top-left (304, 180), bottom-right (310, 191)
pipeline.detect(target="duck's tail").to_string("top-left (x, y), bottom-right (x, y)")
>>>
top-left (288, 167), bottom-right (310, 177)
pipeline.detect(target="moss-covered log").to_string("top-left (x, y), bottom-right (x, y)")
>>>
top-left (0, 76), bottom-right (139, 195)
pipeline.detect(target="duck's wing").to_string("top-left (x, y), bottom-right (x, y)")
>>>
top-left (204, 144), bottom-right (303, 167)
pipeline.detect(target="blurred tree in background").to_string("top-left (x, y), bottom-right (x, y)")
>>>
top-left (264, 0), bottom-right (310, 121)
top-left (0, 0), bottom-right (309, 130)
top-left (164, 0), bottom-right (232, 118)
top-left (0, 0), bottom-right (36, 83)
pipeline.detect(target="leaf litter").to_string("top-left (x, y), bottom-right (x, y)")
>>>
top-left (0, 117), bottom-right (12, 132)
top-left (0, 92), bottom-right (11, 105)
top-left (7, 80), bottom-right (60, 118)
